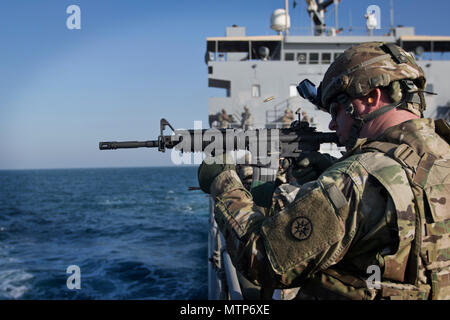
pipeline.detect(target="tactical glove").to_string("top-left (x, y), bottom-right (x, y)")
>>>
top-left (198, 155), bottom-right (236, 194)
top-left (251, 180), bottom-right (276, 209)
top-left (291, 151), bottom-right (336, 185)
top-left (250, 166), bottom-right (280, 209)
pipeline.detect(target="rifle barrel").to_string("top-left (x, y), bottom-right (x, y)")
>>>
top-left (99, 140), bottom-right (159, 150)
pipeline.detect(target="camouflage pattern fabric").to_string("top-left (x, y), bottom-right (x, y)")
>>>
top-left (359, 118), bottom-right (450, 299)
top-left (209, 118), bottom-right (450, 299)
top-left (241, 110), bottom-right (254, 130)
top-left (279, 109), bottom-right (295, 128)
top-left (271, 183), bottom-right (300, 214)
top-left (218, 112), bottom-right (231, 129)
top-left (236, 164), bottom-right (253, 191)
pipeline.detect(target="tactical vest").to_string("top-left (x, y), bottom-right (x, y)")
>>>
top-left (300, 119), bottom-right (450, 300)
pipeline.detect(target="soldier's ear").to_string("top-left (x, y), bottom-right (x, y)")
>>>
top-left (367, 88), bottom-right (382, 108)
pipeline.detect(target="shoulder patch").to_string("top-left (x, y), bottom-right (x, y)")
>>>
top-left (261, 184), bottom-right (345, 275)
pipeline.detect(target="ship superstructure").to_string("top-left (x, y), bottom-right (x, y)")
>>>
top-left (206, 2), bottom-right (450, 135)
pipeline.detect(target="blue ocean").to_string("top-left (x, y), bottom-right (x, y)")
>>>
top-left (0, 167), bottom-right (209, 299)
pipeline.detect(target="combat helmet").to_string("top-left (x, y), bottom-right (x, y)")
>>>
top-left (320, 41), bottom-right (427, 117)
top-left (315, 42), bottom-right (429, 147)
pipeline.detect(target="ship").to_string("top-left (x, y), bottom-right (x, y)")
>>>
top-left (205, 0), bottom-right (450, 300)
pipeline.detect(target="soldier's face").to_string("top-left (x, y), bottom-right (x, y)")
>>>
top-left (328, 101), bottom-right (354, 145)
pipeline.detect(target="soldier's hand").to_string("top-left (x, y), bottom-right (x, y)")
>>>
top-left (198, 154), bottom-right (236, 194)
top-left (291, 151), bottom-right (336, 185)
top-left (251, 181), bottom-right (276, 209)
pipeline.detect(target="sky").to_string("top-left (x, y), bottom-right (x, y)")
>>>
top-left (0, 0), bottom-right (449, 169)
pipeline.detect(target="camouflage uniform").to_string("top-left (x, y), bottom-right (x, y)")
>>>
top-left (280, 109), bottom-right (295, 128)
top-left (301, 112), bottom-right (310, 124)
top-left (241, 107), bottom-right (254, 130)
top-left (211, 118), bottom-right (449, 299)
top-left (236, 153), bottom-right (253, 191)
top-left (207, 42), bottom-right (450, 300)
top-left (218, 110), bottom-right (231, 129)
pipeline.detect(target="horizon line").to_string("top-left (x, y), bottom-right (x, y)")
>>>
top-left (0, 164), bottom-right (199, 171)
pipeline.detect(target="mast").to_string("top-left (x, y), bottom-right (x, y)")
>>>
top-left (306, 0), bottom-right (336, 36)
top-left (334, 0), bottom-right (339, 31)
top-left (285, 0), bottom-right (289, 36)
top-left (390, 0), bottom-right (395, 36)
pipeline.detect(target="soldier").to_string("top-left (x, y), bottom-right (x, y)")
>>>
top-left (280, 108), bottom-right (295, 128)
top-left (241, 106), bottom-right (254, 130)
top-left (198, 42), bottom-right (450, 300)
top-left (301, 111), bottom-right (310, 124)
top-left (218, 108), bottom-right (231, 129)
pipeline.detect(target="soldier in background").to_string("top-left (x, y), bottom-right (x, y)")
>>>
top-left (280, 108), bottom-right (295, 128)
top-left (301, 111), bottom-right (310, 124)
top-left (241, 106), bottom-right (254, 130)
top-left (218, 109), bottom-right (231, 129)
top-left (198, 42), bottom-right (450, 299)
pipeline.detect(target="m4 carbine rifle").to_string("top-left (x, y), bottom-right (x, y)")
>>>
top-left (99, 118), bottom-right (340, 167)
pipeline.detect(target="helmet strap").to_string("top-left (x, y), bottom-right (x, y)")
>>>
top-left (337, 93), bottom-right (405, 148)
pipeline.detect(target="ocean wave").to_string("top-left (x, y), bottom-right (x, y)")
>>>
top-left (0, 167), bottom-right (209, 299)
top-left (0, 269), bottom-right (34, 299)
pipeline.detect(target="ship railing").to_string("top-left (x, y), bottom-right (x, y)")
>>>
top-left (220, 232), bottom-right (244, 300)
top-left (288, 26), bottom-right (393, 36)
top-left (208, 196), bottom-right (244, 300)
top-left (265, 96), bottom-right (302, 124)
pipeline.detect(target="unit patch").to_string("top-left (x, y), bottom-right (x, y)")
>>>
top-left (290, 216), bottom-right (313, 241)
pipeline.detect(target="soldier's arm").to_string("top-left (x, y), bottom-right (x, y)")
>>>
top-left (210, 168), bottom-right (357, 288)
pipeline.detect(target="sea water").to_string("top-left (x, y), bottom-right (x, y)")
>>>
top-left (0, 167), bottom-right (209, 299)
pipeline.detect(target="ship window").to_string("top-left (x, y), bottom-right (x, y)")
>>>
top-left (297, 53), bottom-right (307, 64)
top-left (252, 85), bottom-right (261, 97)
top-left (289, 85), bottom-right (299, 97)
top-left (285, 53), bottom-right (295, 61)
top-left (309, 53), bottom-right (319, 64)
top-left (321, 53), bottom-right (331, 64)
